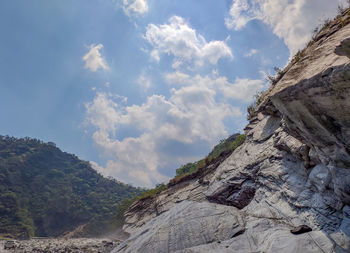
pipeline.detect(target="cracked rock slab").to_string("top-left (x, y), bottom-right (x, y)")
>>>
top-left (112, 201), bottom-right (244, 253)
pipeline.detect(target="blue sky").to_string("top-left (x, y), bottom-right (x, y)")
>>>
top-left (0, 0), bottom-right (347, 187)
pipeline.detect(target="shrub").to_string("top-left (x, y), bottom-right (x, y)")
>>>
top-left (207, 134), bottom-right (245, 161)
top-left (247, 92), bottom-right (264, 120)
top-left (176, 163), bottom-right (197, 177)
top-left (292, 49), bottom-right (306, 63)
top-left (137, 183), bottom-right (168, 200)
top-left (170, 134), bottom-right (246, 185)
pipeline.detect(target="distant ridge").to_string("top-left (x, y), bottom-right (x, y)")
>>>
top-left (0, 135), bottom-right (143, 239)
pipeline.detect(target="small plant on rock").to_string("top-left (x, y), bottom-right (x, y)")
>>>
top-left (247, 91), bottom-right (264, 120)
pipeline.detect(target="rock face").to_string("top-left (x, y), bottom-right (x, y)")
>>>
top-left (117, 201), bottom-right (245, 253)
top-left (112, 14), bottom-right (350, 253)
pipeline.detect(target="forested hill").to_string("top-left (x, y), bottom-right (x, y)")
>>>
top-left (0, 135), bottom-right (143, 239)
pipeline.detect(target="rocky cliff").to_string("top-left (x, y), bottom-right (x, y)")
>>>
top-left (112, 11), bottom-right (350, 253)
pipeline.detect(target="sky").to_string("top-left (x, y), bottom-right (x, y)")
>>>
top-left (0, 0), bottom-right (348, 187)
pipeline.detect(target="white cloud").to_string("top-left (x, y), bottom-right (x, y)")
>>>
top-left (216, 77), bottom-right (264, 102)
top-left (137, 73), bottom-right (152, 91)
top-left (164, 72), bottom-right (264, 102)
top-left (244, 49), bottom-right (258, 57)
top-left (171, 60), bottom-right (183, 69)
top-left (83, 44), bottom-right (109, 72)
top-left (226, 0), bottom-right (348, 55)
top-left (164, 71), bottom-right (191, 85)
top-left (145, 16), bottom-right (233, 68)
top-left (122, 0), bottom-right (148, 16)
top-left (85, 92), bottom-right (121, 134)
top-left (226, 0), bottom-right (255, 30)
top-left (85, 75), bottom-right (246, 186)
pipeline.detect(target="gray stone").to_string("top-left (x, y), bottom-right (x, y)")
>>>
top-left (307, 164), bottom-right (331, 192)
top-left (330, 206), bottom-right (350, 251)
top-left (329, 166), bottom-right (350, 205)
top-left (0, 238), bottom-right (118, 253)
top-left (4, 240), bottom-right (16, 250)
top-left (113, 201), bottom-right (244, 253)
top-left (335, 37), bottom-right (350, 58)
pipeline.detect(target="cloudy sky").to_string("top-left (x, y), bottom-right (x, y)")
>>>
top-left (0, 0), bottom-right (347, 187)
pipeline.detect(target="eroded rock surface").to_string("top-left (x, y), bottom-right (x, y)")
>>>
top-left (114, 15), bottom-right (350, 253)
top-left (114, 201), bottom-right (244, 253)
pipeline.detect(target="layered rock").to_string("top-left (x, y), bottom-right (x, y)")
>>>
top-left (112, 13), bottom-right (350, 253)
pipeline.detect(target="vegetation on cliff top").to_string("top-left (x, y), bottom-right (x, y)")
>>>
top-left (132, 133), bottom-right (246, 204)
top-left (0, 135), bottom-right (143, 239)
top-left (170, 133), bottom-right (246, 184)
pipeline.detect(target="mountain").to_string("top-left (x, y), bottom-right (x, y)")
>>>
top-left (111, 9), bottom-right (350, 253)
top-left (0, 135), bottom-right (143, 239)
